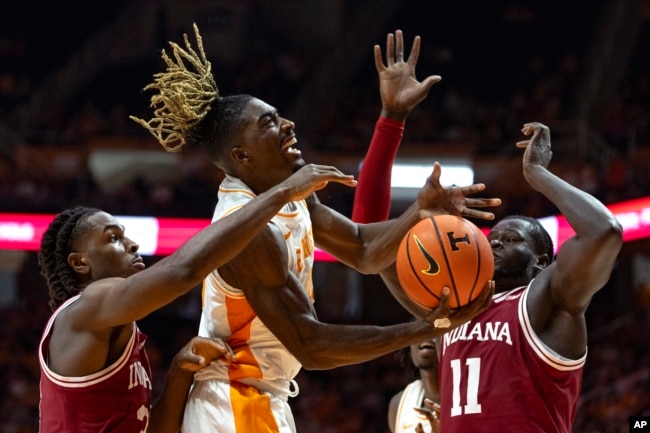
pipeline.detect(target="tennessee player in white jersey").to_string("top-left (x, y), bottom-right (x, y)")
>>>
top-left (183, 175), bottom-right (312, 432)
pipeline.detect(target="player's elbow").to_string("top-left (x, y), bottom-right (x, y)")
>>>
top-left (593, 217), bottom-right (623, 252)
top-left (291, 347), bottom-right (332, 370)
top-left (352, 259), bottom-right (379, 275)
top-left (287, 333), bottom-right (342, 370)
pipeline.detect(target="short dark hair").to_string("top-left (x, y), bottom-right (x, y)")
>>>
top-left (195, 94), bottom-right (254, 163)
top-left (38, 206), bottom-right (101, 311)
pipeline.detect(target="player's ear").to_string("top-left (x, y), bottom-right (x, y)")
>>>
top-left (532, 254), bottom-right (550, 276)
top-left (68, 253), bottom-right (90, 275)
top-left (231, 147), bottom-right (250, 164)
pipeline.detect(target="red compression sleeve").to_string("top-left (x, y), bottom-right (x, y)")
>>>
top-left (351, 117), bottom-right (404, 223)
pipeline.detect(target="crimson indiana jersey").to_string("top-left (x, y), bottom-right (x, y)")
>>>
top-left (39, 296), bottom-right (153, 433)
top-left (439, 284), bottom-right (585, 433)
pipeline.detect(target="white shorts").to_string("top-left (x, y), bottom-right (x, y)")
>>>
top-left (181, 380), bottom-right (296, 433)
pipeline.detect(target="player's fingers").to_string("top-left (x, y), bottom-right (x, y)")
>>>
top-left (386, 32), bottom-right (395, 65)
top-left (419, 75), bottom-right (443, 95)
top-left (516, 139), bottom-right (530, 148)
top-left (435, 286), bottom-right (452, 320)
top-left (464, 197), bottom-right (502, 208)
top-left (424, 399), bottom-right (441, 413)
top-left (463, 209), bottom-right (495, 221)
top-left (395, 29), bottom-right (404, 61)
top-left (521, 123), bottom-right (536, 135)
top-left (459, 183), bottom-right (486, 195)
top-left (406, 35), bottom-right (421, 64)
top-left (428, 161), bottom-right (442, 182)
top-left (373, 45), bottom-right (386, 72)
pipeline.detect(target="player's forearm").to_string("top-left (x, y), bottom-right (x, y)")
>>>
top-left (525, 165), bottom-right (621, 239)
top-left (352, 117), bottom-right (404, 223)
top-left (355, 202), bottom-right (421, 274)
top-left (297, 321), bottom-right (439, 370)
top-left (149, 363), bottom-right (194, 433)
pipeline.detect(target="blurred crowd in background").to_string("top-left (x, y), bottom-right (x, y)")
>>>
top-left (0, 1), bottom-right (649, 431)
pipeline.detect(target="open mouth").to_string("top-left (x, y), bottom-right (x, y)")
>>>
top-left (282, 137), bottom-right (301, 155)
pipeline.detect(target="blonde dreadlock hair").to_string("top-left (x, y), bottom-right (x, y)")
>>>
top-left (130, 23), bottom-right (218, 152)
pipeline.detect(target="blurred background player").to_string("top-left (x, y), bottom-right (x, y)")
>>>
top-left (388, 338), bottom-right (441, 433)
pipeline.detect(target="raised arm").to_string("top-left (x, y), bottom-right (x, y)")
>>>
top-left (352, 29), bottom-right (441, 223)
top-left (521, 123), bottom-right (623, 356)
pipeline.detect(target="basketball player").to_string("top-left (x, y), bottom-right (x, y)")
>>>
top-left (130, 25), bottom-right (500, 433)
top-left (362, 122), bottom-right (623, 432)
top-left (388, 339), bottom-right (441, 433)
top-left (37, 164), bottom-right (357, 433)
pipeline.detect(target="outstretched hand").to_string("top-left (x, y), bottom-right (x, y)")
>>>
top-left (175, 336), bottom-right (234, 373)
top-left (375, 29), bottom-right (441, 121)
top-left (280, 164), bottom-right (357, 202)
top-left (417, 162), bottom-right (501, 220)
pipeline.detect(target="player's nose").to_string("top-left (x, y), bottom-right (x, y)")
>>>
top-left (489, 238), bottom-right (502, 249)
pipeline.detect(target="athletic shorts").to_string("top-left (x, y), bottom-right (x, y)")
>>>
top-left (182, 379), bottom-right (296, 433)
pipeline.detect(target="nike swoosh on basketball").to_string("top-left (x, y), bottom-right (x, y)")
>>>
top-left (414, 234), bottom-right (440, 275)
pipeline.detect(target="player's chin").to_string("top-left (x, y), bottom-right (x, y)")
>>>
top-left (292, 159), bottom-right (307, 173)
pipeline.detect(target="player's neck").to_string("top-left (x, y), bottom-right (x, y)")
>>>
top-left (494, 276), bottom-right (529, 293)
top-left (420, 370), bottom-right (440, 403)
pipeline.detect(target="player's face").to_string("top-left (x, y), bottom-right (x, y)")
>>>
top-left (235, 98), bottom-right (306, 191)
top-left (71, 212), bottom-right (145, 281)
top-left (487, 218), bottom-right (540, 289)
top-left (410, 340), bottom-right (438, 370)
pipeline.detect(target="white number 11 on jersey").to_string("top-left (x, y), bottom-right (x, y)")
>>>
top-left (450, 357), bottom-right (482, 416)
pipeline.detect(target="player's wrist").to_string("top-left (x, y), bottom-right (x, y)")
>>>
top-left (266, 181), bottom-right (297, 205)
top-left (379, 112), bottom-right (408, 124)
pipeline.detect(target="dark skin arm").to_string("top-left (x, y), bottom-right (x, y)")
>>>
top-left (148, 337), bottom-right (233, 433)
top-left (218, 224), bottom-right (493, 371)
top-left (313, 162), bottom-right (500, 274)
top-left (519, 123), bottom-right (623, 359)
top-left (47, 164), bottom-right (357, 377)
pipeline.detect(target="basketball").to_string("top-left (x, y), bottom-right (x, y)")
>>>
top-left (396, 214), bottom-right (494, 310)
